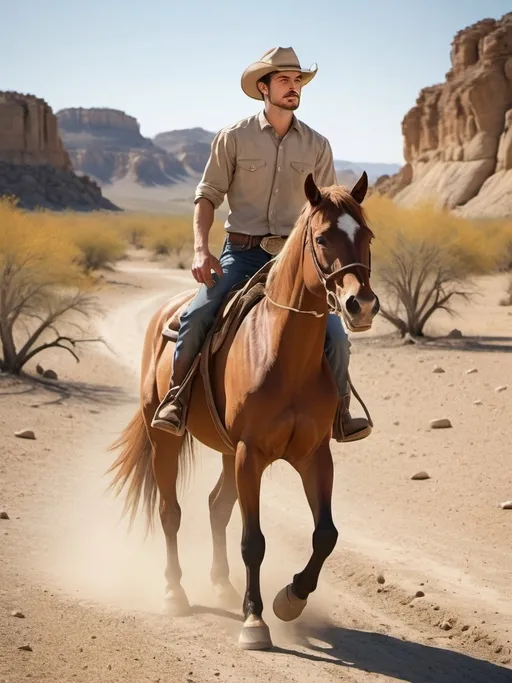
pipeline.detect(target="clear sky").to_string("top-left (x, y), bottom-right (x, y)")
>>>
top-left (2, 0), bottom-right (510, 163)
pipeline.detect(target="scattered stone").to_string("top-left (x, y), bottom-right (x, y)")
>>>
top-left (473, 400), bottom-right (483, 406)
top-left (411, 471), bottom-right (430, 480)
top-left (495, 385), bottom-right (507, 393)
top-left (429, 418), bottom-right (452, 429)
top-left (35, 363), bottom-right (44, 376)
top-left (377, 573), bottom-right (386, 585)
top-left (440, 620), bottom-right (453, 631)
top-left (447, 329), bottom-right (463, 339)
top-left (10, 610), bottom-right (25, 618)
top-left (461, 625), bottom-right (470, 632)
top-left (393, 420), bottom-right (400, 426)
top-left (500, 501), bottom-right (512, 510)
top-left (43, 369), bottom-right (58, 380)
top-left (433, 365), bottom-right (445, 373)
top-left (14, 429), bottom-right (36, 440)
top-left (433, 605), bottom-right (440, 611)
top-left (466, 368), bottom-right (478, 374)
top-left (0, 511), bottom-right (9, 520)
top-left (18, 644), bottom-right (33, 651)
top-left (415, 591), bottom-right (425, 598)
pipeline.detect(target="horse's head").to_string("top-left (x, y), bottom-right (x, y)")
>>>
top-left (302, 172), bottom-right (379, 332)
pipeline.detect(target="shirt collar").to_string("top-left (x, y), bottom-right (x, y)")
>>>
top-left (258, 109), bottom-right (302, 135)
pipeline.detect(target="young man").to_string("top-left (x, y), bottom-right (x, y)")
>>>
top-left (152, 47), bottom-right (371, 443)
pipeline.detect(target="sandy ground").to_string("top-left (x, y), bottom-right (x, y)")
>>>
top-left (1, 252), bottom-right (511, 683)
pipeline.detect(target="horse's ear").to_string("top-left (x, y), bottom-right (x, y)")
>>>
top-left (304, 173), bottom-right (322, 206)
top-left (351, 171), bottom-right (368, 204)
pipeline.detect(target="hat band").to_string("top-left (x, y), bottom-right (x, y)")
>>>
top-left (264, 63), bottom-right (303, 70)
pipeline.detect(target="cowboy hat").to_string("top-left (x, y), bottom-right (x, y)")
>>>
top-left (241, 47), bottom-right (318, 100)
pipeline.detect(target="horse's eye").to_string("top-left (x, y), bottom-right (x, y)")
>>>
top-left (316, 235), bottom-right (326, 246)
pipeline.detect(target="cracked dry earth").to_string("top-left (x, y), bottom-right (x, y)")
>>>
top-left (1, 257), bottom-right (511, 683)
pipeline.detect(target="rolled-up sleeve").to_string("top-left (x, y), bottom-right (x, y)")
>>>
top-left (314, 137), bottom-right (337, 188)
top-left (194, 128), bottom-right (236, 209)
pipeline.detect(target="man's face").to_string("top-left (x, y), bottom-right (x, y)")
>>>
top-left (263, 71), bottom-right (302, 110)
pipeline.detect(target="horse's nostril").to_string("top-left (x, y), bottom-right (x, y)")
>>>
top-left (345, 295), bottom-right (361, 316)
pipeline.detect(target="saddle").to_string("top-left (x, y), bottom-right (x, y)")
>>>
top-left (162, 259), bottom-right (274, 354)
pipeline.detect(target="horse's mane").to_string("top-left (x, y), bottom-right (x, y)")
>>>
top-left (266, 185), bottom-right (371, 296)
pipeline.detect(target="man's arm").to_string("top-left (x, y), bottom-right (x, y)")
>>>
top-left (315, 137), bottom-right (337, 188)
top-left (191, 129), bottom-right (236, 287)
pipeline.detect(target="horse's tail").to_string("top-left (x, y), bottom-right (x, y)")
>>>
top-left (106, 409), bottom-right (197, 534)
top-left (106, 409), bottom-right (157, 533)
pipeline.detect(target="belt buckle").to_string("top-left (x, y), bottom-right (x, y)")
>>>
top-left (260, 235), bottom-right (285, 256)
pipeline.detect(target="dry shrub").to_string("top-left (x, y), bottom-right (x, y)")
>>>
top-left (364, 196), bottom-right (511, 336)
top-left (68, 221), bottom-right (126, 273)
top-left (0, 198), bottom-right (102, 375)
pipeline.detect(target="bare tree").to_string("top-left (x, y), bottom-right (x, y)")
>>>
top-left (0, 250), bottom-right (104, 375)
top-left (375, 235), bottom-right (474, 337)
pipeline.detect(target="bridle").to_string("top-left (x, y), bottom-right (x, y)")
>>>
top-left (305, 215), bottom-right (371, 316)
top-left (265, 214), bottom-right (372, 318)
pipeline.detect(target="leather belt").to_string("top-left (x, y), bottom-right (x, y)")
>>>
top-left (226, 232), bottom-right (287, 254)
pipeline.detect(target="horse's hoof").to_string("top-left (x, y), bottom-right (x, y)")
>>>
top-left (213, 582), bottom-right (241, 611)
top-left (162, 588), bottom-right (191, 617)
top-left (273, 584), bottom-right (307, 622)
top-left (238, 615), bottom-right (273, 650)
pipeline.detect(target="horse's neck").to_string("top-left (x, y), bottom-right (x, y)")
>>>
top-left (264, 236), bottom-right (328, 375)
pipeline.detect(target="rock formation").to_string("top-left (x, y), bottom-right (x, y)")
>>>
top-left (153, 128), bottom-right (215, 174)
top-left (0, 92), bottom-right (71, 169)
top-left (373, 12), bottom-right (512, 218)
top-left (0, 92), bottom-right (118, 211)
top-left (57, 108), bottom-right (189, 186)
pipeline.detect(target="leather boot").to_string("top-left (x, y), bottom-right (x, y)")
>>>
top-left (332, 391), bottom-right (372, 443)
top-left (151, 355), bottom-right (200, 436)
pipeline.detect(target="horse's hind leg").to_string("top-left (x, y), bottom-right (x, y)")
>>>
top-left (151, 430), bottom-right (191, 616)
top-left (273, 440), bottom-right (338, 622)
top-left (209, 453), bottom-right (240, 609)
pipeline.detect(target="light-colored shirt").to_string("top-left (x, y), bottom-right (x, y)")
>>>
top-left (194, 110), bottom-right (337, 237)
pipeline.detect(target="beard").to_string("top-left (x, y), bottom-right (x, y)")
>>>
top-left (269, 90), bottom-right (300, 111)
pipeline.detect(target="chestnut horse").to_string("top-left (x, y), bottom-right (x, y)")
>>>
top-left (107, 172), bottom-right (378, 650)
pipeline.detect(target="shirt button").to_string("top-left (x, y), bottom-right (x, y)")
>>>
top-left (277, 166), bottom-right (281, 171)
top-left (250, 165), bottom-right (256, 171)
top-left (275, 188), bottom-right (279, 193)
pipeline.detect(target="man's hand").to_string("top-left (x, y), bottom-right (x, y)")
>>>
top-left (191, 248), bottom-right (223, 288)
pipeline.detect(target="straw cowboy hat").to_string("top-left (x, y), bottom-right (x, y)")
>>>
top-left (241, 47), bottom-right (318, 100)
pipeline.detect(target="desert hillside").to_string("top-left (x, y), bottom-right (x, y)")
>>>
top-left (373, 12), bottom-right (512, 218)
top-left (0, 92), bottom-right (118, 211)
top-left (57, 107), bottom-right (188, 187)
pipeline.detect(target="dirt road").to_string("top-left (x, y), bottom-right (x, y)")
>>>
top-left (1, 260), bottom-right (511, 682)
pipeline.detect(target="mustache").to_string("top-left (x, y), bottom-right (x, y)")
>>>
top-left (285, 92), bottom-right (299, 98)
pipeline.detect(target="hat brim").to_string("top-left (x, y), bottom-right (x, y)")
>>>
top-left (241, 62), bottom-right (317, 100)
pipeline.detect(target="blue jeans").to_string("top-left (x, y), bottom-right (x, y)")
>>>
top-left (173, 240), bottom-right (350, 395)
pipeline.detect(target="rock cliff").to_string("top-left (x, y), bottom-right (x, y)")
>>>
top-left (57, 108), bottom-right (188, 186)
top-left (0, 93), bottom-right (118, 211)
top-left (0, 92), bottom-right (71, 169)
top-left (374, 12), bottom-right (512, 218)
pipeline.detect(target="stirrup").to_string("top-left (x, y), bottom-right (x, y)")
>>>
top-left (152, 354), bottom-right (201, 435)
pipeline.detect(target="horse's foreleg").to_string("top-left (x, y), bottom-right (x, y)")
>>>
top-left (273, 440), bottom-right (338, 622)
top-left (235, 443), bottom-right (272, 650)
top-left (209, 453), bottom-right (240, 609)
top-left (151, 431), bottom-right (191, 616)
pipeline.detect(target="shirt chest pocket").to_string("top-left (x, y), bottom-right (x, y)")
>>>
top-left (237, 159), bottom-right (266, 173)
top-left (290, 161), bottom-right (314, 176)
